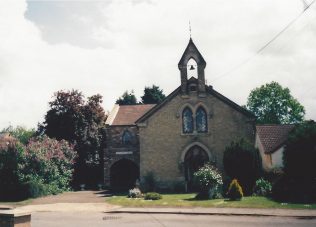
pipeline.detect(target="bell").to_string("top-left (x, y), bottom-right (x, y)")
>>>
top-left (189, 65), bottom-right (195, 70)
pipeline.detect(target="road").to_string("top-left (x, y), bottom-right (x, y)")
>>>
top-left (32, 212), bottom-right (316, 227)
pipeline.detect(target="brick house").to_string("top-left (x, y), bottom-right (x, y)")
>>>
top-left (105, 38), bottom-right (255, 190)
top-left (255, 124), bottom-right (295, 172)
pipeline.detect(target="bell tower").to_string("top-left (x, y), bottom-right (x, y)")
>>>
top-left (178, 38), bottom-right (206, 96)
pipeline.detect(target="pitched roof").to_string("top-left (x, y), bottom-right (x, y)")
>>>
top-left (178, 38), bottom-right (206, 67)
top-left (106, 104), bottom-right (155, 126)
top-left (256, 124), bottom-right (295, 154)
top-left (136, 79), bottom-right (255, 124)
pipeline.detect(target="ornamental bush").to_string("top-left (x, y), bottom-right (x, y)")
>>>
top-left (128, 188), bottom-right (142, 198)
top-left (193, 164), bottom-right (223, 199)
top-left (21, 136), bottom-right (77, 193)
top-left (0, 136), bottom-right (76, 200)
top-left (223, 138), bottom-right (262, 195)
top-left (227, 179), bottom-right (243, 201)
top-left (144, 192), bottom-right (162, 200)
top-left (253, 178), bottom-right (272, 196)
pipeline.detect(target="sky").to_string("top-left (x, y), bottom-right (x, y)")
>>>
top-left (0, 0), bottom-right (316, 129)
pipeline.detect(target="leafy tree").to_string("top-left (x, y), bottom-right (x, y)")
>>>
top-left (116, 90), bottom-right (137, 105)
top-left (141, 85), bottom-right (166, 104)
top-left (246, 81), bottom-right (305, 124)
top-left (39, 90), bottom-right (107, 186)
top-left (223, 138), bottom-right (262, 195)
top-left (1, 126), bottom-right (35, 145)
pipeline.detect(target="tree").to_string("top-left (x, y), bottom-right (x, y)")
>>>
top-left (116, 90), bottom-right (137, 105)
top-left (223, 138), bottom-right (262, 195)
top-left (39, 90), bottom-right (107, 186)
top-left (1, 126), bottom-right (35, 145)
top-left (246, 81), bottom-right (305, 124)
top-left (276, 120), bottom-right (316, 202)
top-left (141, 85), bottom-right (166, 104)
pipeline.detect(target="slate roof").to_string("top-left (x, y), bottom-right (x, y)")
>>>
top-left (106, 104), bottom-right (155, 126)
top-left (136, 79), bottom-right (255, 124)
top-left (256, 124), bottom-right (295, 154)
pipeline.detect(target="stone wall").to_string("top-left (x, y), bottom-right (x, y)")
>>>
top-left (138, 89), bottom-right (255, 189)
top-left (104, 125), bottom-right (140, 188)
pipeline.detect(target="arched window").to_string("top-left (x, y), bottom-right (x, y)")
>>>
top-left (182, 107), bottom-right (193, 133)
top-left (122, 130), bottom-right (133, 145)
top-left (196, 106), bottom-right (207, 133)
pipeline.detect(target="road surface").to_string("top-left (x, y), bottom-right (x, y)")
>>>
top-left (32, 212), bottom-right (316, 227)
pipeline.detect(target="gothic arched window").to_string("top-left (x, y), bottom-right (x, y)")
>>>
top-left (196, 106), bottom-right (207, 133)
top-left (182, 107), bottom-right (193, 133)
top-left (122, 130), bottom-right (133, 145)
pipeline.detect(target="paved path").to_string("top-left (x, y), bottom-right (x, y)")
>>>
top-left (13, 190), bottom-right (119, 213)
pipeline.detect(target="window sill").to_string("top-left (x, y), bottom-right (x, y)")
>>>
top-left (181, 131), bottom-right (209, 136)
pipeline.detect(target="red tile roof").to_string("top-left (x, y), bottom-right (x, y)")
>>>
top-left (256, 124), bottom-right (295, 154)
top-left (110, 104), bottom-right (155, 126)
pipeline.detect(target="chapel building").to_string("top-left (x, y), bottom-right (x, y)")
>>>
top-left (105, 38), bottom-right (255, 191)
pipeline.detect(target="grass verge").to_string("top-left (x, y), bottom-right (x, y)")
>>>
top-left (106, 194), bottom-right (316, 209)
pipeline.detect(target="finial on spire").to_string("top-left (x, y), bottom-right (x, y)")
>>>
top-left (189, 21), bottom-right (192, 39)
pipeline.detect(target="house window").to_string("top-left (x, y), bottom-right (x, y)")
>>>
top-left (122, 130), bottom-right (133, 145)
top-left (196, 106), bottom-right (207, 133)
top-left (182, 107), bottom-right (193, 133)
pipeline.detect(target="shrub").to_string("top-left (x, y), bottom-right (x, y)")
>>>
top-left (23, 180), bottom-right (48, 198)
top-left (279, 120), bottom-right (316, 202)
top-left (144, 192), bottom-right (162, 200)
top-left (193, 164), bottom-right (223, 199)
top-left (173, 181), bottom-right (186, 193)
top-left (227, 179), bottom-right (243, 201)
top-left (143, 172), bottom-right (156, 192)
top-left (253, 178), bottom-right (272, 196)
top-left (128, 188), bottom-right (142, 198)
top-left (0, 136), bottom-right (76, 200)
top-left (223, 138), bottom-right (262, 195)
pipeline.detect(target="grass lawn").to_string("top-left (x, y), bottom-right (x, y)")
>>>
top-left (106, 193), bottom-right (316, 209)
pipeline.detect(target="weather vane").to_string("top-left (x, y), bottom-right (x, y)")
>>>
top-left (189, 21), bottom-right (192, 39)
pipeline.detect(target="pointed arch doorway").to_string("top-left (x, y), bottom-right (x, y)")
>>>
top-left (110, 159), bottom-right (139, 191)
top-left (184, 145), bottom-right (209, 191)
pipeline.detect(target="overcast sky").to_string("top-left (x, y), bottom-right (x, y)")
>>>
top-left (0, 0), bottom-right (315, 129)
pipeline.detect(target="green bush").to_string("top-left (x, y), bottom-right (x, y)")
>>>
top-left (223, 138), bottom-right (262, 195)
top-left (143, 172), bottom-right (156, 192)
top-left (253, 178), bottom-right (272, 196)
top-left (173, 181), bottom-right (186, 193)
top-left (24, 180), bottom-right (48, 198)
top-left (144, 192), bottom-right (162, 200)
top-left (193, 164), bottom-right (223, 199)
top-left (227, 179), bottom-right (243, 201)
top-left (279, 120), bottom-right (316, 202)
top-left (0, 136), bottom-right (76, 200)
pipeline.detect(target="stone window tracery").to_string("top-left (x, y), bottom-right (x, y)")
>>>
top-left (196, 106), bottom-right (207, 133)
top-left (182, 107), bottom-right (193, 133)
